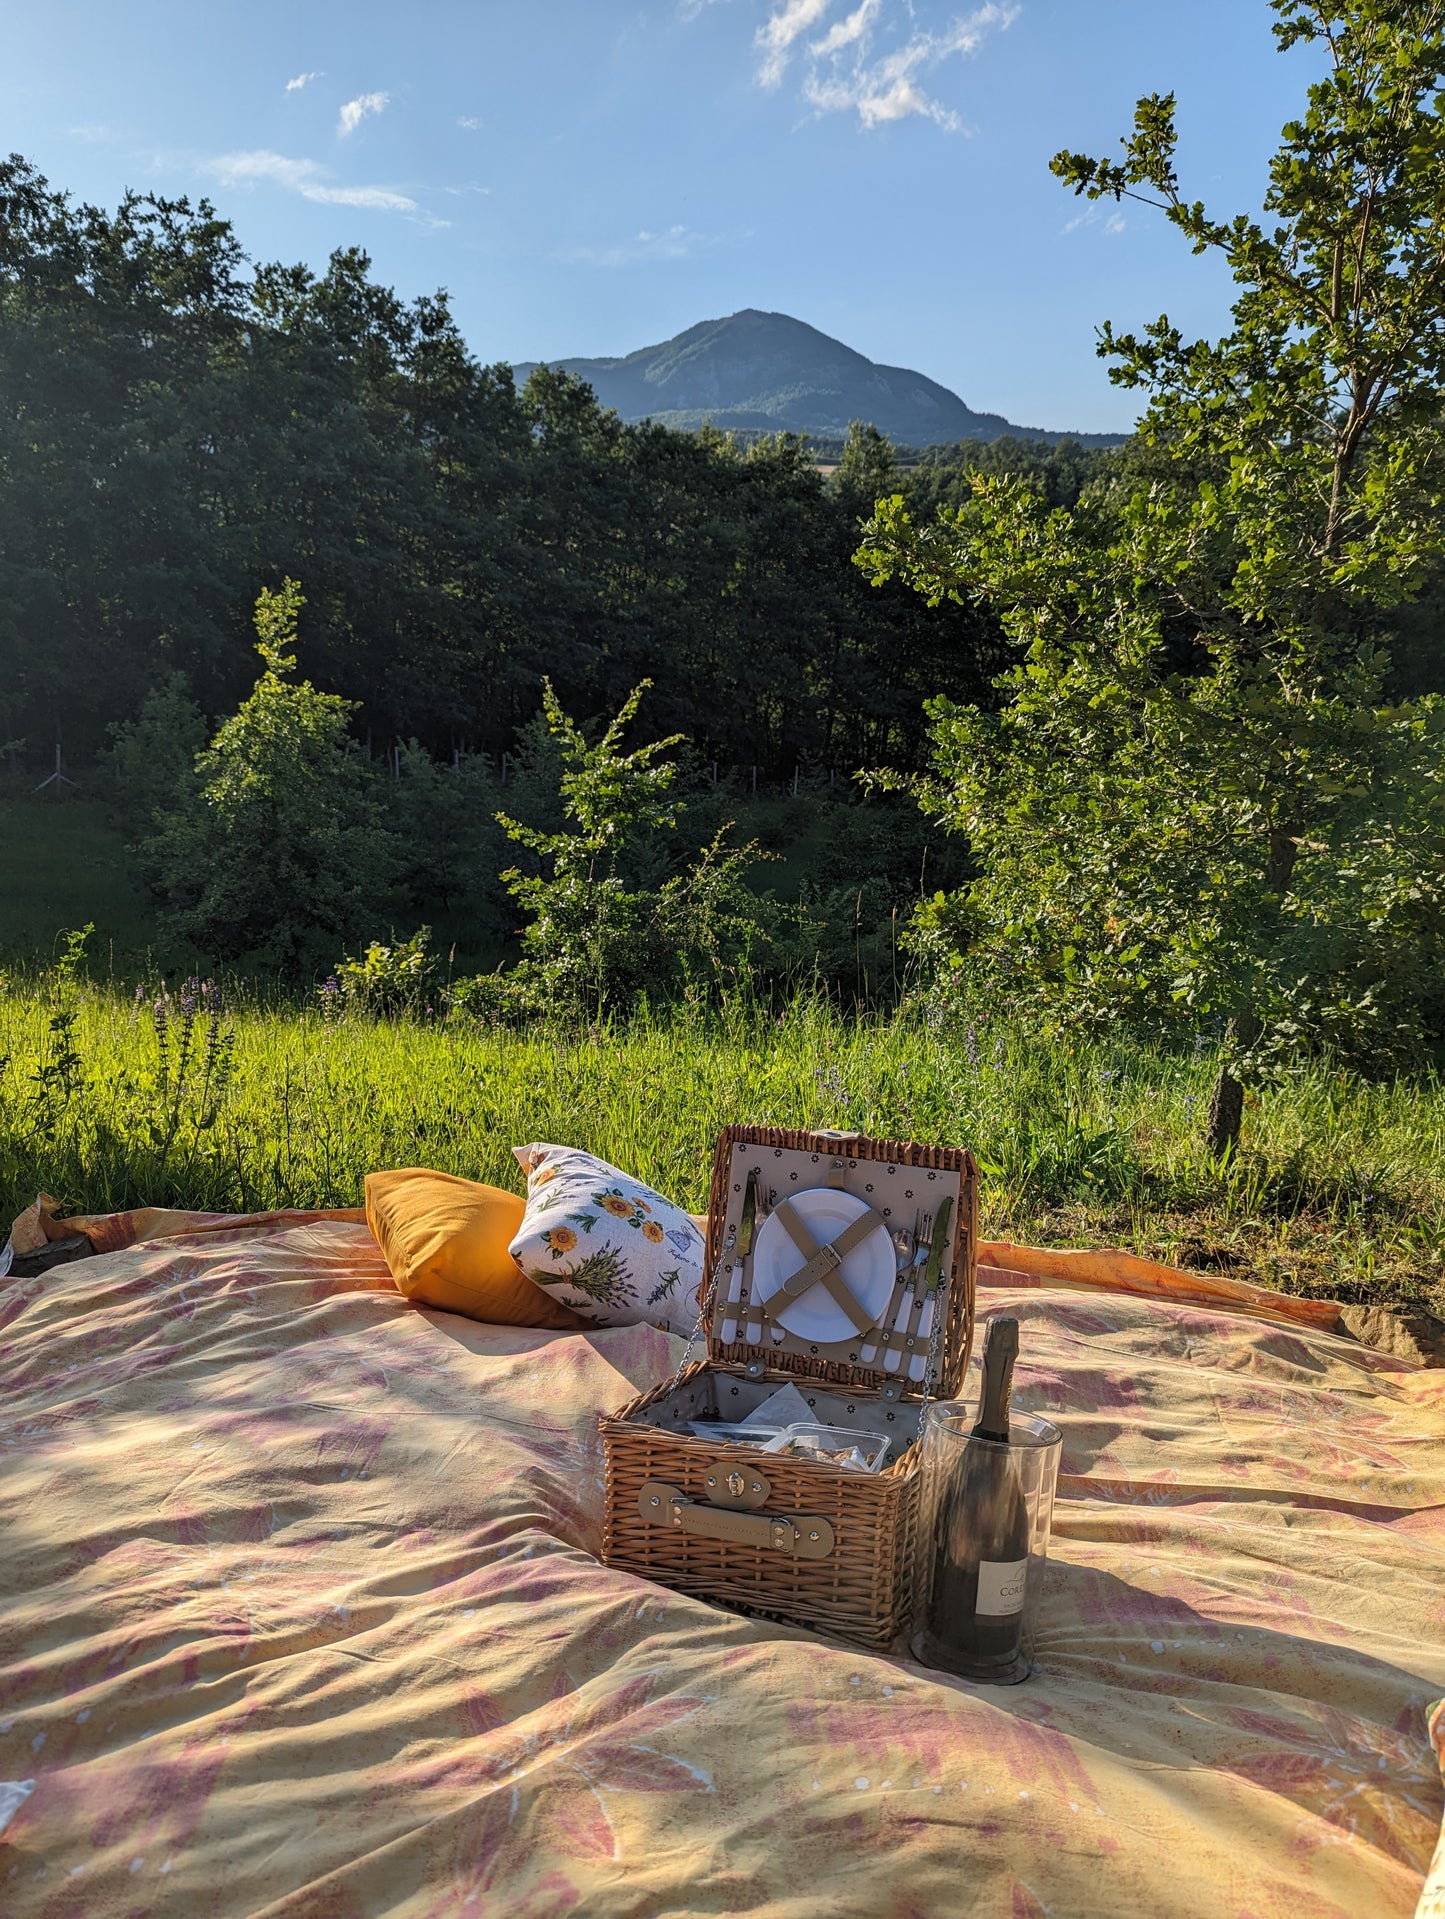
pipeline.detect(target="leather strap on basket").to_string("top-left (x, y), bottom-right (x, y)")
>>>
top-left (638, 1480), bottom-right (835, 1560)
top-left (768, 1195), bottom-right (890, 1339)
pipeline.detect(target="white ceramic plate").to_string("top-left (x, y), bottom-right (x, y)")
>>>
top-left (749, 1187), bottom-right (895, 1345)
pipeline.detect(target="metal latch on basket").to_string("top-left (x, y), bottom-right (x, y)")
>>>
top-left (702, 1461), bottom-right (772, 1509)
top-left (637, 1481), bottom-right (836, 1559)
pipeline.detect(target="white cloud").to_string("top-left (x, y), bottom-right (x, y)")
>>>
top-left (563, 224), bottom-right (713, 267)
top-left (337, 91), bottom-right (390, 137)
top-left (809, 0), bottom-right (880, 59)
top-left (803, 4), bottom-right (1017, 130)
top-left (757, 0), bottom-right (835, 88)
top-left (206, 149), bottom-right (419, 215)
top-left (285, 71), bottom-right (322, 92)
top-left (457, 115), bottom-right (481, 130)
top-left (1064, 204), bottom-right (1128, 237)
top-left (690, 0), bottom-right (1014, 130)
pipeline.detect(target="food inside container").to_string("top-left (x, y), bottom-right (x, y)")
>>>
top-left (685, 1420), bottom-right (785, 1447)
top-left (761, 1423), bottom-right (891, 1473)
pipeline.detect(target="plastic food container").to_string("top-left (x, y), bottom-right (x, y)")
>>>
top-left (685, 1420), bottom-right (785, 1447)
top-left (762, 1423), bottom-right (891, 1473)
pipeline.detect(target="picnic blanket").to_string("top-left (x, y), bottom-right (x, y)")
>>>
top-left (1, 1210), bottom-right (1442, 1918)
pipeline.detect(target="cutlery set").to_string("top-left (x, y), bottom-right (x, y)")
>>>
top-left (860, 1197), bottom-right (951, 1382)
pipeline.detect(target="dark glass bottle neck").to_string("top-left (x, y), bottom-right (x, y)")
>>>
top-left (971, 1318), bottom-right (1018, 1444)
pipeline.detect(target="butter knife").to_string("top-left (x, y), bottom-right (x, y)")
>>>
top-left (719, 1170), bottom-right (757, 1346)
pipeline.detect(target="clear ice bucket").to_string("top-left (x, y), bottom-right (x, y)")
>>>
top-left (910, 1402), bottom-right (1062, 1684)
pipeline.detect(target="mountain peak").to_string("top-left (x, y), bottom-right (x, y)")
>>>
top-left (513, 310), bottom-right (1120, 448)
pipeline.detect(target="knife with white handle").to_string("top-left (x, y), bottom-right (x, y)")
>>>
top-left (719, 1170), bottom-right (757, 1346)
top-left (882, 1210), bottom-right (931, 1375)
top-left (742, 1182), bottom-right (773, 1345)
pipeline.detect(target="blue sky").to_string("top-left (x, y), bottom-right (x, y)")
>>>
top-left (5, 1), bottom-right (1316, 433)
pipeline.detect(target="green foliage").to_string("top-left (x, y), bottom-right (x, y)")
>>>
top-left (0, 953), bottom-right (244, 1198)
top-left (833, 420), bottom-right (899, 512)
top-left (142, 975), bottom-right (237, 1164)
top-left (385, 743), bottom-right (509, 940)
top-left (326, 926), bottom-right (438, 1019)
top-left (142, 581), bottom-right (395, 973)
top-left (0, 801), bottom-right (156, 966)
top-left (459, 680), bottom-right (772, 1018)
top-left (905, 436), bottom-right (1109, 515)
top-left (1050, 1), bottom-right (1445, 617)
top-left (858, 1), bottom-right (1445, 1118)
top-left (0, 924), bottom-right (93, 1157)
top-left (33, 923), bottom-right (91, 1103)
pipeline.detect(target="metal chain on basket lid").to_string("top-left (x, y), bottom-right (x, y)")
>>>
top-left (656, 1220), bottom-right (727, 1398)
top-left (922, 1282), bottom-right (947, 1406)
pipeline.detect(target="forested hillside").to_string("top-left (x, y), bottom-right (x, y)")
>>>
top-left (0, 155), bottom-right (1047, 785)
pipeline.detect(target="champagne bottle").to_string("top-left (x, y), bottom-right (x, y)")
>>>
top-left (923, 1315), bottom-right (1031, 1679)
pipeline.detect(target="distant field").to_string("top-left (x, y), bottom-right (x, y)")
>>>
top-left (2, 981), bottom-right (1441, 1316)
top-left (0, 796), bottom-right (156, 967)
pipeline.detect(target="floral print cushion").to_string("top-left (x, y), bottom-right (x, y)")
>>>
top-left (509, 1144), bottom-right (705, 1336)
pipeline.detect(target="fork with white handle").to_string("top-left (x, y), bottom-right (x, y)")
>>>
top-left (906, 1196), bottom-right (953, 1382)
top-left (881, 1210), bottom-right (933, 1375)
top-left (859, 1219), bottom-right (916, 1366)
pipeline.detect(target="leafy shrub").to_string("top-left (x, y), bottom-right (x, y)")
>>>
top-left (142, 580), bottom-right (396, 974)
top-left (323, 926), bottom-right (438, 1019)
top-left (108, 674), bottom-right (207, 839)
top-left (453, 680), bottom-right (771, 1019)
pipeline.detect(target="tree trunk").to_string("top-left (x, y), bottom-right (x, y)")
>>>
top-left (1205, 1009), bottom-right (1259, 1157)
top-left (1205, 1064), bottom-right (1245, 1157)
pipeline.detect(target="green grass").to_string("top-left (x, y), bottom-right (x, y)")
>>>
top-left (2, 980), bottom-right (1441, 1315)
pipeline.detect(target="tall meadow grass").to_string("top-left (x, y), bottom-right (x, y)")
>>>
top-left (3, 979), bottom-right (1441, 1308)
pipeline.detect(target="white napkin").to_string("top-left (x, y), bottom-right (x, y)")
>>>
top-left (740, 1382), bottom-right (813, 1429)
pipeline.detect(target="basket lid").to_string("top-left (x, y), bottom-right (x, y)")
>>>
top-left (701, 1126), bottom-right (976, 1403)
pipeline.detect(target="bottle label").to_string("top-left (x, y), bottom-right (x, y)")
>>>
top-left (975, 1557), bottom-right (1029, 1617)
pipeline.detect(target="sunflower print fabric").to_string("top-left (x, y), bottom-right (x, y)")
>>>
top-left (509, 1144), bottom-right (705, 1335)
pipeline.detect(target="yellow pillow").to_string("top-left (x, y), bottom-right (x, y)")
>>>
top-left (365, 1169), bottom-right (587, 1330)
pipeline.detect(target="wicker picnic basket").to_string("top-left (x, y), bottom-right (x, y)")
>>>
top-left (601, 1124), bottom-right (977, 1650)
